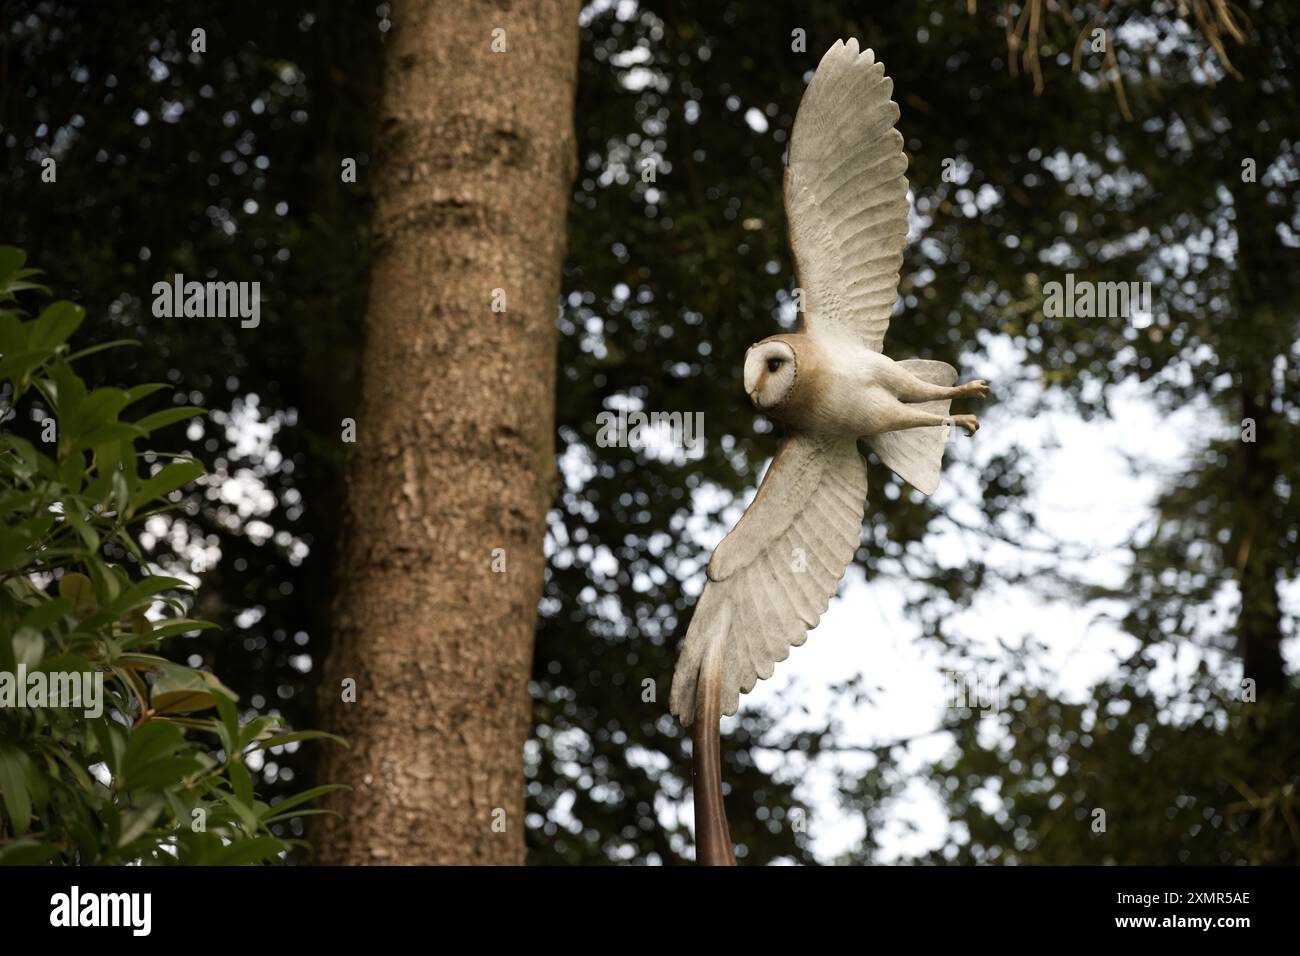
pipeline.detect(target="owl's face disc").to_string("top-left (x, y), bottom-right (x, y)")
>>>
top-left (743, 339), bottom-right (797, 411)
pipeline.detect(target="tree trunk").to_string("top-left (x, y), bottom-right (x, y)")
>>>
top-left (1227, 45), bottom-right (1288, 701)
top-left (312, 0), bottom-right (579, 864)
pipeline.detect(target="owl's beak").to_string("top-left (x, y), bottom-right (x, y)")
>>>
top-left (747, 389), bottom-right (759, 406)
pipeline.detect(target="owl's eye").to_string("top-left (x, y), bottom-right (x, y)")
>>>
top-left (766, 358), bottom-right (782, 373)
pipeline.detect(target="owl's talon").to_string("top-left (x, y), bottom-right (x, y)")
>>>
top-left (962, 379), bottom-right (990, 400)
top-left (951, 414), bottom-right (979, 435)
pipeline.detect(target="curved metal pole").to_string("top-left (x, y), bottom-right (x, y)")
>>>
top-left (692, 634), bottom-right (736, 865)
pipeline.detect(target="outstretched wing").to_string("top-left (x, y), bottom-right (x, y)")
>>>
top-left (785, 38), bottom-right (909, 352)
top-left (669, 434), bottom-right (867, 724)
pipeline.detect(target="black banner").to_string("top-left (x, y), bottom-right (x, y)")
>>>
top-left (4, 864), bottom-right (1288, 942)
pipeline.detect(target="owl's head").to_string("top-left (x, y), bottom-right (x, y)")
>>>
top-left (743, 338), bottom-right (797, 411)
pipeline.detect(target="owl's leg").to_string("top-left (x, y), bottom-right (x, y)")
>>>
top-left (883, 402), bottom-right (980, 435)
top-left (887, 368), bottom-right (990, 403)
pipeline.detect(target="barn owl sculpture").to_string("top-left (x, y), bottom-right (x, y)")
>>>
top-left (670, 39), bottom-right (988, 864)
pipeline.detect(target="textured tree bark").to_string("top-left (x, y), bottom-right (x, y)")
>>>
top-left (311, 0), bottom-right (579, 864)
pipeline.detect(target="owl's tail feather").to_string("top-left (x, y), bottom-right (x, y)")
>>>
top-left (691, 605), bottom-right (736, 865)
top-left (862, 359), bottom-right (957, 496)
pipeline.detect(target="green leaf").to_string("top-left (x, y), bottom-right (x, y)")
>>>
top-left (121, 721), bottom-right (203, 792)
top-left (59, 572), bottom-right (97, 616)
top-left (116, 795), bottom-right (166, 848)
top-left (113, 618), bottom-right (215, 653)
top-left (111, 469), bottom-right (130, 517)
top-left (130, 459), bottom-right (204, 513)
top-left (0, 311), bottom-right (23, 352)
top-left (0, 279), bottom-right (52, 297)
top-left (252, 729), bottom-right (349, 752)
top-left (121, 720), bottom-right (185, 773)
top-left (259, 784), bottom-right (348, 821)
top-left (91, 718), bottom-right (127, 777)
top-left (220, 791), bottom-right (261, 835)
top-left (76, 422), bottom-right (147, 448)
top-left (212, 689), bottom-right (240, 755)
top-left (111, 527), bottom-right (145, 564)
top-left (20, 598), bottom-right (72, 633)
top-left (150, 664), bottom-right (218, 714)
top-left (237, 715), bottom-right (284, 750)
top-left (28, 301), bottom-right (85, 351)
top-left (0, 245), bottom-right (27, 281)
top-left (0, 839), bottom-right (60, 866)
top-left (123, 755), bottom-right (206, 793)
top-left (86, 574), bottom-right (188, 627)
top-left (65, 339), bottom-right (141, 363)
top-left (73, 387), bottom-right (131, 431)
top-left (57, 448), bottom-right (84, 487)
top-left (0, 348), bottom-right (55, 384)
top-left (123, 383), bottom-right (168, 405)
top-left (63, 506), bottom-right (101, 553)
top-left (0, 743), bottom-right (35, 836)
top-left (132, 406), bottom-right (205, 435)
top-left (229, 761), bottom-right (254, 807)
top-left (44, 358), bottom-right (86, 421)
top-left (207, 835), bottom-right (286, 866)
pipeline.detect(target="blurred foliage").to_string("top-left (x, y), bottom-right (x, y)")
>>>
top-left (3, 0), bottom-right (1296, 865)
top-left (0, 249), bottom-right (343, 863)
top-left (1, 0), bottom-right (377, 835)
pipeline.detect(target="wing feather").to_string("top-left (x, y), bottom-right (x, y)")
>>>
top-left (762, 552), bottom-right (810, 626)
top-left (786, 39), bottom-right (909, 351)
top-left (669, 434), bottom-right (867, 723)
